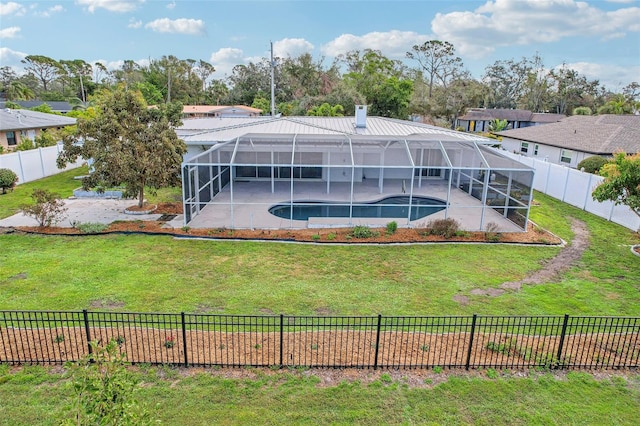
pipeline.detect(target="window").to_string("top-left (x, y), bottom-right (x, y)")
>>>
top-left (520, 142), bottom-right (529, 154)
top-left (560, 149), bottom-right (573, 164)
top-left (534, 144), bottom-right (539, 156)
top-left (6, 131), bottom-right (16, 146)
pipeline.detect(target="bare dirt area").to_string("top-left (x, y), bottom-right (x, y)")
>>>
top-left (2, 326), bottom-right (637, 371)
top-left (10, 202), bottom-right (562, 245)
top-left (468, 218), bottom-right (588, 298)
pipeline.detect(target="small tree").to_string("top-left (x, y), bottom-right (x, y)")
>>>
top-left (63, 339), bottom-right (153, 425)
top-left (57, 88), bottom-right (186, 208)
top-left (592, 151), bottom-right (640, 229)
top-left (20, 189), bottom-right (67, 227)
top-left (0, 168), bottom-right (18, 194)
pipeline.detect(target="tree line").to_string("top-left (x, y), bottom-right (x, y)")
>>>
top-left (1, 41), bottom-right (638, 125)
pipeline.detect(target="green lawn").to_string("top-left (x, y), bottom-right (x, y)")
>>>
top-left (0, 365), bottom-right (638, 425)
top-left (1, 182), bottom-right (638, 315)
top-left (2, 172), bottom-right (639, 425)
top-left (0, 166), bottom-right (89, 219)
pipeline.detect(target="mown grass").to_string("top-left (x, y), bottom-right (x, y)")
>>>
top-left (0, 166), bottom-right (182, 220)
top-left (1, 188), bottom-right (638, 315)
top-left (0, 166), bottom-right (88, 219)
top-left (0, 365), bottom-right (638, 425)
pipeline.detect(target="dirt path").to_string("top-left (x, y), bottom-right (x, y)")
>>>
top-left (463, 219), bottom-right (589, 300)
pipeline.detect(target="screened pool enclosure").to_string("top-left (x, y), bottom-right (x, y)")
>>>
top-left (181, 134), bottom-right (534, 232)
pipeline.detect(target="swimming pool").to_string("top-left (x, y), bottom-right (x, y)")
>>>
top-left (268, 196), bottom-right (447, 221)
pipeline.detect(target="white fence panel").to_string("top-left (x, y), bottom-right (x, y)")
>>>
top-left (563, 170), bottom-right (593, 209)
top-left (545, 164), bottom-right (570, 200)
top-left (495, 149), bottom-right (638, 232)
top-left (0, 143), bottom-right (82, 184)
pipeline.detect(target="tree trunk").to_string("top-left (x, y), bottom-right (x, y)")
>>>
top-left (138, 187), bottom-right (144, 208)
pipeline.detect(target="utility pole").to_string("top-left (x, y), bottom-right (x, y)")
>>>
top-left (270, 41), bottom-right (276, 116)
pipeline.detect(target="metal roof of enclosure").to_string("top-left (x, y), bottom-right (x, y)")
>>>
top-left (182, 126), bottom-right (534, 232)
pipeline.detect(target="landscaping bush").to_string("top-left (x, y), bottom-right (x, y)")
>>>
top-left (577, 156), bottom-right (608, 174)
top-left (485, 222), bottom-right (503, 242)
top-left (0, 168), bottom-right (18, 194)
top-left (20, 189), bottom-right (68, 227)
top-left (351, 225), bottom-right (378, 239)
top-left (425, 218), bottom-right (460, 238)
top-left (386, 221), bottom-right (398, 234)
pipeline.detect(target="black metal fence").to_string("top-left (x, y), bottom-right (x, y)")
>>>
top-left (1, 311), bottom-right (638, 369)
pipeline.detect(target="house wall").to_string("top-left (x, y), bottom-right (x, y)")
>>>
top-left (1, 128), bottom-right (42, 152)
top-left (501, 137), bottom-right (595, 168)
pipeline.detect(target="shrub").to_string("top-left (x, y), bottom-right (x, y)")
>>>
top-left (386, 221), bottom-right (398, 234)
top-left (577, 156), bottom-right (608, 174)
top-left (15, 139), bottom-right (35, 151)
top-left (425, 218), bottom-right (460, 238)
top-left (485, 222), bottom-right (503, 242)
top-left (20, 189), bottom-right (68, 227)
top-left (0, 168), bottom-right (18, 194)
top-left (63, 339), bottom-right (153, 425)
top-left (572, 106), bottom-right (592, 116)
top-left (351, 225), bottom-right (378, 238)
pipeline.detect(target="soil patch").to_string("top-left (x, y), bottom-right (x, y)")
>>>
top-left (2, 326), bottom-right (636, 370)
top-left (465, 218), bottom-right (588, 300)
top-left (13, 218), bottom-right (562, 246)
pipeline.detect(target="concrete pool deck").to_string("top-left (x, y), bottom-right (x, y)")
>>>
top-left (186, 179), bottom-right (525, 232)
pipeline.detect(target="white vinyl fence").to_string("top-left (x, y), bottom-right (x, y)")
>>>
top-left (497, 150), bottom-right (640, 232)
top-left (0, 143), bottom-right (83, 185)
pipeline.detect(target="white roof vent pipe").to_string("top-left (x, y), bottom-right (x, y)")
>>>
top-left (355, 105), bottom-right (367, 128)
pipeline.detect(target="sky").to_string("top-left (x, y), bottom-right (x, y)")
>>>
top-left (1, 0), bottom-right (639, 91)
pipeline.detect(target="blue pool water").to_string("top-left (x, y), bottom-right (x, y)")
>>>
top-left (268, 196), bottom-right (447, 221)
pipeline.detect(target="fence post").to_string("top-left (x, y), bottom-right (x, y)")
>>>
top-left (465, 314), bottom-right (477, 370)
top-left (181, 312), bottom-right (188, 367)
top-left (555, 314), bottom-right (570, 369)
top-left (373, 314), bottom-right (382, 370)
top-left (82, 309), bottom-right (93, 358)
top-left (279, 314), bottom-right (284, 369)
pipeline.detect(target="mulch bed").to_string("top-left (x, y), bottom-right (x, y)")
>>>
top-left (1, 326), bottom-right (637, 369)
top-left (11, 202), bottom-right (563, 245)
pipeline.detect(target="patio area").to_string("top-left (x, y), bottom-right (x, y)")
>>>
top-left (186, 178), bottom-right (525, 232)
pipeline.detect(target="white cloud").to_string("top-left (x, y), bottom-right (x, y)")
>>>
top-left (128, 18), bottom-right (142, 29)
top-left (35, 5), bottom-right (64, 17)
top-left (0, 46), bottom-right (27, 67)
top-left (76, 0), bottom-right (144, 13)
top-left (209, 47), bottom-right (249, 77)
top-left (0, 1), bottom-right (25, 16)
top-left (273, 38), bottom-right (314, 58)
top-left (0, 26), bottom-right (20, 39)
top-left (561, 61), bottom-right (640, 90)
top-left (431, 0), bottom-right (640, 58)
top-left (321, 30), bottom-right (430, 58)
top-left (144, 18), bottom-right (206, 36)
top-left (167, 1), bottom-right (176, 9)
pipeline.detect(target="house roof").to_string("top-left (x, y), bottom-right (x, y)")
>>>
top-left (496, 114), bottom-right (640, 155)
top-left (458, 108), bottom-right (565, 123)
top-left (0, 108), bottom-right (77, 131)
top-left (178, 116), bottom-right (495, 144)
top-left (182, 105), bottom-right (263, 114)
top-left (0, 101), bottom-right (74, 113)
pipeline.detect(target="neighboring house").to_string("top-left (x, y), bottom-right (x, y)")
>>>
top-left (181, 105), bottom-right (262, 119)
top-left (456, 108), bottom-right (564, 132)
top-left (0, 101), bottom-right (74, 114)
top-left (496, 114), bottom-right (640, 168)
top-left (0, 109), bottom-right (76, 152)
top-left (179, 106), bottom-right (534, 232)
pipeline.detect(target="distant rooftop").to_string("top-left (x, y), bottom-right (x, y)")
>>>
top-left (497, 114), bottom-right (640, 154)
top-left (458, 108), bottom-right (565, 123)
top-left (0, 101), bottom-right (74, 113)
top-left (0, 108), bottom-right (76, 131)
